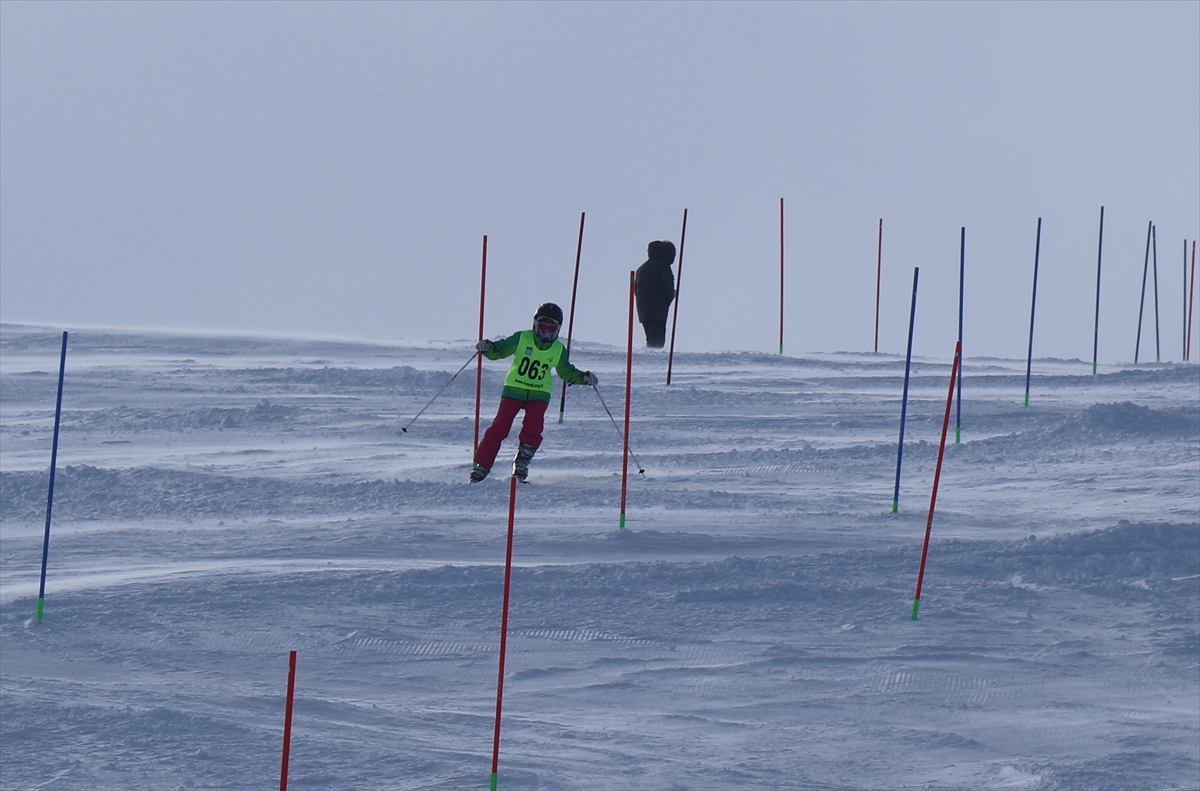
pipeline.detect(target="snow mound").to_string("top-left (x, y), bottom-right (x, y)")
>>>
top-left (1074, 402), bottom-right (1198, 436)
top-left (0, 466), bottom-right (467, 521)
top-left (935, 521), bottom-right (1200, 597)
top-left (236, 365), bottom-right (502, 395)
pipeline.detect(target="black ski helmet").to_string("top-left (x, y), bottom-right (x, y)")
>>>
top-left (534, 303), bottom-right (564, 324)
top-left (533, 302), bottom-right (563, 342)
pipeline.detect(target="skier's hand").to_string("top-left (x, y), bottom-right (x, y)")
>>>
top-left (581, 371), bottom-right (598, 387)
top-left (475, 340), bottom-right (493, 353)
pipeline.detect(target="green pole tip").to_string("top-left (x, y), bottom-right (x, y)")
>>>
top-left (911, 598), bottom-right (920, 620)
top-left (779, 344), bottom-right (784, 355)
top-left (1024, 392), bottom-right (1030, 407)
top-left (1092, 362), bottom-right (1098, 375)
top-left (490, 772), bottom-right (498, 791)
top-left (36, 597), bottom-right (44, 620)
top-left (955, 426), bottom-right (961, 444)
top-left (891, 500), bottom-right (898, 513)
top-left (619, 513), bottom-right (626, 530)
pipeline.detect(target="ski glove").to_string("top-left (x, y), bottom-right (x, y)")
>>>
top-left (475, 340), bottom-right (494, 353)
top-left (580, 371), bottom-right (598, 387)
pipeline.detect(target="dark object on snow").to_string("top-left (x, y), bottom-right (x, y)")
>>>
top-left (643, 322), bottom-right (666, 348)
top-left (635, 241), bottom-right (676, 348)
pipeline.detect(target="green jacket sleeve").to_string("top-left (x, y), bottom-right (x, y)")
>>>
top-left (556, 346), bottom-right (586, 385)
top-left (483, 332), bottom-right (523, 361)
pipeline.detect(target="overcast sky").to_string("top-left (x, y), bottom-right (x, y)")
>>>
top-left (2, 1), bottom-right (1197, 362)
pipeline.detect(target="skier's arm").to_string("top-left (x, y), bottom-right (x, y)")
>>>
top-left (483, 332), bottom-right (522, 361)
top-left (555, 348), bottom-right (591, 386)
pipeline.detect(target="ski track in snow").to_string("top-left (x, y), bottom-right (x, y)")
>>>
top-left (1, 324), bottom-right (1197, 790)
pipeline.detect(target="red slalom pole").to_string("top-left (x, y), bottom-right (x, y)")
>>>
top-left (490, 475), bottom-right (519, 791)
top-left (475, 236), bottom-right (488, 455)
top-left (666, 208), bottom-right (687, 385)
top-left (911, 341), bottom-right (961, 621)
top-left (874, 218), bottom-right (882, 353)
top-left (558, 212), bottom-right (586, 422)
top-left (778, 198), bottom-right (785, 355)
top-left (279, 650), bottom-right (297, 791)
top-left (620, 271), bottom-right (635, 529)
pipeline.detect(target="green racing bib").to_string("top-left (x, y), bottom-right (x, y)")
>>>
top-left (503, 330), bottom-right (564, 393)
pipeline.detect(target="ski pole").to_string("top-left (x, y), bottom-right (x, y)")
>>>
top-left (400, 352), bottom-right (479, 434)
top-left (590, 384), bottom-right (646, 476)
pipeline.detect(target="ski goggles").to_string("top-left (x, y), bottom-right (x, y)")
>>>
top-left (534, 318), bottom-right (561, 339)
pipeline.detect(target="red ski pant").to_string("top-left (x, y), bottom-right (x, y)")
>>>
top-left (474, 396), bottom-right (548, 469)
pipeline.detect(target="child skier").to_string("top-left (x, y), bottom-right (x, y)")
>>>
top-left (471, 302), bottom-right (597, 483)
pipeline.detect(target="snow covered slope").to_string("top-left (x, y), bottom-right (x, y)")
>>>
top-left (1, 325), bottom-right (1197, 790)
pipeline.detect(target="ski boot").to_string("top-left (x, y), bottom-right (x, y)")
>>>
top-left (512, 443), bottom-right (536, 482)
top-left (469, 464), bottom-right (490, 483)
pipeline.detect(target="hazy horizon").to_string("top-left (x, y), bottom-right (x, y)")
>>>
top-left (2, 1), bottom-right (1197, 361)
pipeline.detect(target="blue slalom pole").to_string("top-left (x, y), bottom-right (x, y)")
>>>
top-left (955, 228), bottom-right (964, 443)
top-left (1152, 224), bottom-right (1161, 363)
top-left (892, 268), bottom-right (919, 513)
top-left (1024, 218), bottom-right (1042, 407)
top-left (37, 331), bottom-right (68, 621)
top-left (1135, 220), bottom-right (1152, 364)
top-left (1092, 207), bottom-right (1104, 375)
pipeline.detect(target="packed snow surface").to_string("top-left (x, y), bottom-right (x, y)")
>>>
top-left (1, 325), bottom-right (1197, 790)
